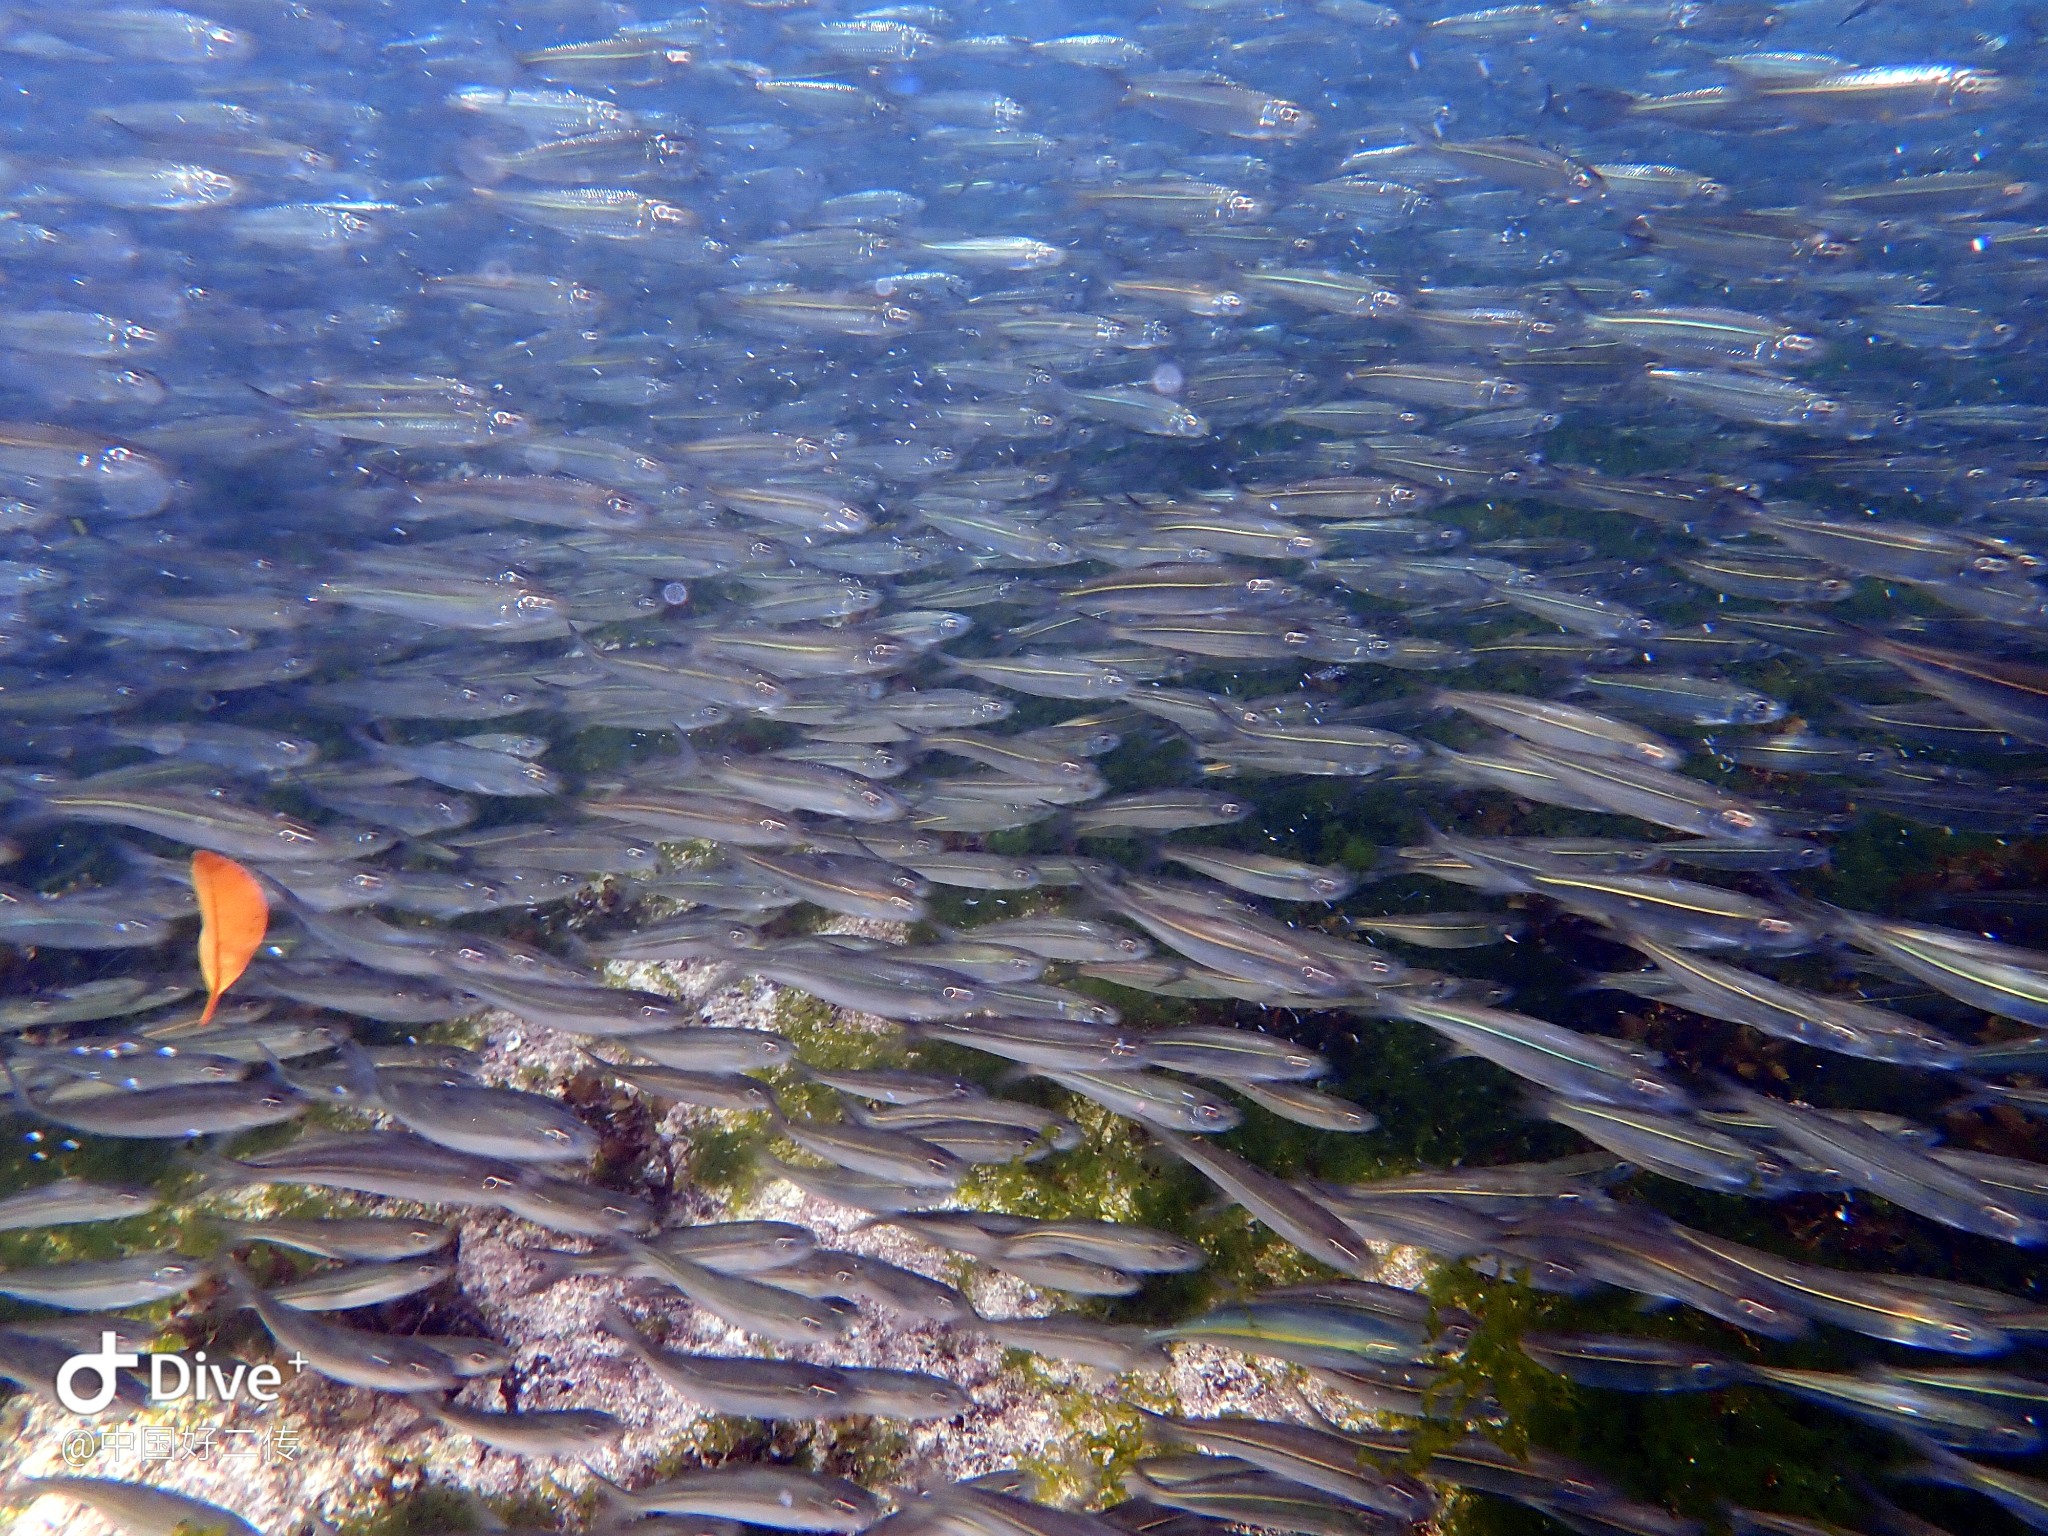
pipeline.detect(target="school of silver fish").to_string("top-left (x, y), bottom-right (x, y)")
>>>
top-left (0, 0), bottom-right (2046, 1532)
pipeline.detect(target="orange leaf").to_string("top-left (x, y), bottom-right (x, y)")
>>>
top-left (191, 851), bottom-right (269, 1026)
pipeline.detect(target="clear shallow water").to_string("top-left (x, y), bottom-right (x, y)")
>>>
top-left (0, 1), bottom-right (2045, 1534)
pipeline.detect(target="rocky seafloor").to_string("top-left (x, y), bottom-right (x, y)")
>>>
top-left (0, 941), bottom-right (1433, 1536)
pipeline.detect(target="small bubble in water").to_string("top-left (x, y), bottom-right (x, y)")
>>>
top-left (1150, 363), bottom-right (1184, 395)
top-left (661, 581), bottom-right (690, 606)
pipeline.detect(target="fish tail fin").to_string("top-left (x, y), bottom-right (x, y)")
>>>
top-left (193, 1211), bottom-right (257, 1249)
top-left (0, 1057), bottom-right (34, 1120)
top-left (0, 766), bottom-right (67, 816)
top-left (1420, 742), bottom-right (1467, 782)
top-left (249, 1035), bottom-right (303, 1093)
top-left (1889, 1430), bottom-right (1973, 1487)
top-left (1281, 1379), bottom-right (1348, 1435)
top-left (1540, 84), bottom-right (1635, 129)
top-left (1405, 112), bottom-right (1444, 144)
top-left (1942, 1076), bottom-right (2004, 1113)
top-left (705, 57), bottom-right (771, 85)
top-left (1072, 860), bottom-right (1123, 905)
top-left (214, 1251), bottom-right (259, 1307)
top-left (596, 1302), bottom-right (654, 1354)
top-left (836, 1097), bottom-right (881, 1129)
top-left (453, 139), bottom-right (509, 185)
top-left (328, 1038), bottom-right (384, 1106)
top-left (514, 1247), bottom-right (586, 1294)
top-left (178, 1147), bottom-right (254, 1198)
top-left (1555, 281), bottom-right (1596, 315)
top-left (1349, 844), bottom-right (1401, 882)
top-left (692, 960), bottom-right (739, 995)
top-left (584, 1471), bottom-right (646, 1519)
top-left (398, 1391), bottom-right (446, 1435)
top-left (1763, 880), bottom-right (1845, 939)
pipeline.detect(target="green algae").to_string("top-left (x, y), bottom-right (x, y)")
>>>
top-left (771, 991), bottom-right (895, 1075)
top-left (637, 1411), bottom-right (912, 1491)
top-left (1428, 1290), bottom-right (1876, 1534)
top-left (672, 990), bottom-right (900, 1200)
top-left (679, 1113), bottom-right (770, 1201)
top-left (1002, 1347), bottom-right (1179, 1510)
top-left (1419, 1237), bottom-right (2026, 1536)
top-left (1023, 1394), bottom-right (1150, 1509)
top-left (335, 1484), bottom-right (483, 1536)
